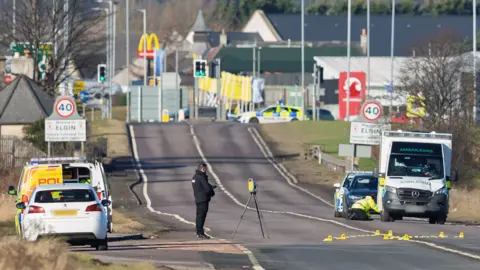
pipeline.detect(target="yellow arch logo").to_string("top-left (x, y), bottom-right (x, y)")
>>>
top-left (137, 33), bottom-right (160, 59)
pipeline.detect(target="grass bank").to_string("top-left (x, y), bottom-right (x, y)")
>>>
top-left (259, 121), bottom-right (480, 223)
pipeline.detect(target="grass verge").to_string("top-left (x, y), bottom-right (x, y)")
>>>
top-left (0, 237), bottom-right (168, 270)
top-left (259, 121), bottom-right (480, 223)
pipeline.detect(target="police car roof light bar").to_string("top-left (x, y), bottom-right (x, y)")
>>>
top-left (30, 156), bottom-right (87, 164)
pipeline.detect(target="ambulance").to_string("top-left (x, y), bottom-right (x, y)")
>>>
top-left (8, 157), bottom-right (113, 235)
top-left (376, 131), bottom-right (455, 224)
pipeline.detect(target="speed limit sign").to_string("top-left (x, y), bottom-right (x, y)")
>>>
top-left (362, 101), bottom-right (382, 121)
top-left (55, 98), bottom-right (76, 118)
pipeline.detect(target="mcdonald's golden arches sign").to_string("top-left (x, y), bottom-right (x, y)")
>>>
top-left (137, 33), bottom-right (160, 59)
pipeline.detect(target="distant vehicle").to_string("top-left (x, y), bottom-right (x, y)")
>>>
top-left (305, 108), bottom-right (335, 121)
top-left (236, 105), bottom-right (304, 124)
top-left (17, 184), bottom-right (110, 250)
top-left (391, 113), bottom-right (420, 124)
top-left (333, 171), bottom-right (378, 218)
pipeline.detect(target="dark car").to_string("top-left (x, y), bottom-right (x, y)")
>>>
top-left (305, 109), bottom-right (335, 121)
top-left (340, 174), bottom-right (378, 218)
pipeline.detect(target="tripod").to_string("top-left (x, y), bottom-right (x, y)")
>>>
top-left (231, 191), bottom-right (269, 239)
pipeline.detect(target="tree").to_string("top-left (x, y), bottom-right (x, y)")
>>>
top-left (0, 0), bottom-right (105, 95)
top-left (399, 31), bottom-right (480, 186)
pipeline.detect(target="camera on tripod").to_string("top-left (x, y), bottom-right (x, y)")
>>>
top-left (248, 178), bottom-right (257, 194)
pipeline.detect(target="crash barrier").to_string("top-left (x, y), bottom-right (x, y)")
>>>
top-left (303, 144), bottom-right (347, 173)
top-left (323, 230), bottom-right (465, 242)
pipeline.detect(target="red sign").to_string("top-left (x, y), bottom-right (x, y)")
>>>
top-left (4, 74), bottom-right (13, 85)
top-left (338, 72), bottom-right (366, 120)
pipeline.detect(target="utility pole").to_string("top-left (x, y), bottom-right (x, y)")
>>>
top-left (367, 0), bottom-right (371, 98)
top-left (216, 59), bottom-right (222, 120)
top-left (474, 0), bottom-right (477, 123)
top-left (126, 0), bottom-right (130, 122)
top-left (301, 0), bottom-right (305, 119)
top-left (389, 0), bottom-right (395, 117)
top-left (346, 0), bottom-right (351, 121)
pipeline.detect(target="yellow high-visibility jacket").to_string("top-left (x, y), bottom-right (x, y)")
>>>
top-left (351, 196), bottom-right (380, 217)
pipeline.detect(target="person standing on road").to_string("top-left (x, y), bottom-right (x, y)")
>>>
top-left (192, 163), bottom-right (216, 239)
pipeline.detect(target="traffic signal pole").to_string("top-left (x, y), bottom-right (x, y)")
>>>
top-left (194, 77), bottom-right (199, 120)
top-left (216, 59), bottom-right (221, 120)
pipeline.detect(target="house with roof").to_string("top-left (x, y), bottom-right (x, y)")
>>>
top-left (0, 75), bottom-right (54, 137)
top-left (243, 10), bottom-right (479, 56)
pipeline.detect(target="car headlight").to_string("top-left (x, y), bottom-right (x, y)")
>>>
top-left (386, 186), bottom-right (397, 193)
top-left (435, 187), bottom-right (448, 195)
top-left (348, 195), bottom-right (362, 200)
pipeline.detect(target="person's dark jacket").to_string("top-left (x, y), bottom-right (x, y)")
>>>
top-left (192, 170), bottom-right (215, 203)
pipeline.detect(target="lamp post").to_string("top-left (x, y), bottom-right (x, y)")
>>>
top-left (301, 0), bottom-right (305, 119)
top-left (136, 9), bottom-right (147, 86)
top-left (474, 0), bottom-right (477, 122)
top-left (389, 0), bottom-right (395, 117)
top-left (126, 0), bottom-right (130, 122)
top-left (12, 0), bottom-right (16, 37)
top-left (92, 6), bottom-right (110, 119)
top-left (346, 0), bottom-right (351, 121)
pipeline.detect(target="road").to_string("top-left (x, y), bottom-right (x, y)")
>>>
top-left (129, 121), bottom-right (480, 270)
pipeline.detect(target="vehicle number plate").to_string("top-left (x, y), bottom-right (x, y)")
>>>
top-left (52, 210), bottom-right (78, 216)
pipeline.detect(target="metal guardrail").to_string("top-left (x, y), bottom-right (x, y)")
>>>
top-left (303, 144), bottom-right (347, 173)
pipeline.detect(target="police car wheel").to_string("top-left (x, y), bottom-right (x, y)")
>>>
top-left (96, 238), bottom-right (108, 251)
top-left (249, 117), bottom-right (259, 124)
top-left (291, 118), bottom-right (298, 121)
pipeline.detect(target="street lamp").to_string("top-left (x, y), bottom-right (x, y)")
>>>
top-left (126, 0), bottom-right (130, 122)
top-left (92, 6), bottom-right (110, 120)
top-left (301, 0), bottom-right (305, 120)
top-left (96, 0), bottom-right (116, 119)
top-left (474, 0), bottom-right (477, 122)
top-left (135, 9), bottom-right (147, 86)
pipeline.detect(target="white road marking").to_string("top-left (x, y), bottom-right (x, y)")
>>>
top-left (247, 125), bottom-right (480, 261)
top-left (129, 125), bottom-right (262, 270)
top-left (188, 123), bottom-right (373, 234)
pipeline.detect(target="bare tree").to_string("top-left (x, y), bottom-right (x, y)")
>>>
top-left (399, 31), bottom-right (480, 187)
top-left (400, 31), bottom-right (473, 128)
top-left (0, 0), bottom-right (105, 94)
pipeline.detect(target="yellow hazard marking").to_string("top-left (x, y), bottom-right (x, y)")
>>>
top-left (324, 231), bottom-right (465, 242)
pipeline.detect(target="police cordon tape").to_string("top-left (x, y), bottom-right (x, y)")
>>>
top-left (323, 230), bottom-right (465, 242)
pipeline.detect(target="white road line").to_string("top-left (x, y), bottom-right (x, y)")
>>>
top-left (129, 125), bottom-right (261, 270)
top-left (188, 123), bottom-right (373, 235)
top-left (248, 127), bottom-right (333, 207)
top-left (247, 125), bottom-right (480, 261)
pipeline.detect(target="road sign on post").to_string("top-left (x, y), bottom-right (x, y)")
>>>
top-left (79, 90), bottom-right (89, 103)
top-left (45, 96), bottom-right (86, 142)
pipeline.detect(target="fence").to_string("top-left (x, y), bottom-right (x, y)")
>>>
top-left (303, 144), bottom-right (348, 173)
top-left (0, 136), bottom-right (46, 168)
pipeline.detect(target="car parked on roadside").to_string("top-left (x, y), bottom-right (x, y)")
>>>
top-left (333, 171), bottom-right (378, 218)
top-left (16, 183), bottom-right (110, 250)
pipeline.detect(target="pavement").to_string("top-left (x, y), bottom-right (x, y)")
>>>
top-left (102, 121), bottom-right (480, 270)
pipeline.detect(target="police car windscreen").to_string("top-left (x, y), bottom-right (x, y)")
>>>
top-left (35, 189), bottom-right (96, 203)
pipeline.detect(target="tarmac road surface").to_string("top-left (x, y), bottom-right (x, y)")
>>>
top-left (129, 122), bottom-right (480, 270)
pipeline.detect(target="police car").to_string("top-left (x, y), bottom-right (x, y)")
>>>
top-left (236, 105), bottom-right (303, 124)
top-left (333, 171), bottom-right (378, 218)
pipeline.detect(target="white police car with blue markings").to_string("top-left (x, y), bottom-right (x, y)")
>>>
top-left (333, 171), bottom-right (376, 218)
top-left (237, 105), bottom-right (304, 124)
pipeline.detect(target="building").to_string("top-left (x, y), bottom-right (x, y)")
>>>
top-left (243, 10), bottom-right (479, 56)
top-left (0, 75), bottom-right (54, 137)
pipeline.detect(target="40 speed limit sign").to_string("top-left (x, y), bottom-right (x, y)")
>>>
top-left (362, 101), bottom-right (382, 122)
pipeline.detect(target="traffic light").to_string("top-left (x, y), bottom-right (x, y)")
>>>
top-left (194, 59), bottom-right (207, 78)
top-left (97, 64), bottom-right (106, 83)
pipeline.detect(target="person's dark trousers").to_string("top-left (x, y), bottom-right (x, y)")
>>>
top-left (348, 209), bottom-right (368, 220)
top-left (196, 201), bottom-right (209, 234)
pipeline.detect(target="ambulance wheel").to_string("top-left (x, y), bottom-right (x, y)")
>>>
top-left (381, 210), bottom-right (394, 222)
top-left (291, 118), bottom-right (298, 121)
top-left (95, 238), bottom-right (108, 251)
top-left (249, 117), bottom-right (259, 124)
